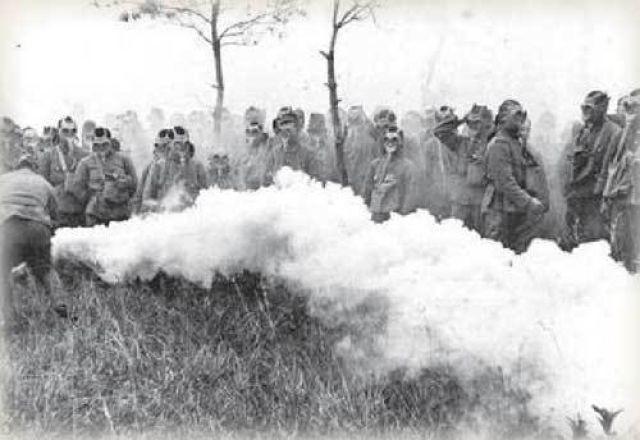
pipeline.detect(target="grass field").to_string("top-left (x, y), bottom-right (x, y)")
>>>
top-left (1, 264), bottom-right (571, 439)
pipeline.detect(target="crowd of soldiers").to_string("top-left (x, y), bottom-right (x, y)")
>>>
top-left (1, 89), bottom-right (639, 323)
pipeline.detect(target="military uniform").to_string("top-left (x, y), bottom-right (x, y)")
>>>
top-left (434, 119), bottom-right (489, 232)
top-left (265, 135), bottom-right (320, 184)
top-left (363, 141), bottom-right (416, 223)
top-left (564, 118), bottom-right (621, 246)
top-left (0, 164), bottom-right (58, 325)
top-left (38, 142), bottom-right (88, 227)
top-left (483, 130), bottom-right (544, 253)
top-left (142, 157), bottom-right (208, 211)
top-left (73, 152), bottom-right (138, 225)
top-left (235, 134), bottom-right (271, 191)
top-left (602, 113), bottom-right (640, 271)
top-left (344, 109), bottom-right (379, 196)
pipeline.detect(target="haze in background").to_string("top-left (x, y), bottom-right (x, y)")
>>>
top-left (1, 0), bottom-right (638, 133)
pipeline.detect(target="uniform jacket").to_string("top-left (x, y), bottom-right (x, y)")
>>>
top-left (0, 168), bottom-right (58, 227)
top-left (38, 143), bottom-right (88, 214)
top-left (565, 119), bottom-right (621, 199)
top-left (363, 150), bottom-right (415, 215)
top-left (265, 136), bottom-right (320, 183)
top-left (344, 122), bottom-right (379, 196)
top-left (235, 135), bottom-right (271, 190)
top-left (73, 152), bottom-right (137, 220)
top-left (483, 130), bottom-right (534, 213)
top-left (143, 157), bottom-right (208, 205)
top-left (434, 121), bottom-right (489, 205)
top-left (603, 114), bottom-right (640, 205)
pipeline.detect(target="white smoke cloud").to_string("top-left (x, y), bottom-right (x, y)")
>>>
top-left (52, 168), bottom-right (640, 433)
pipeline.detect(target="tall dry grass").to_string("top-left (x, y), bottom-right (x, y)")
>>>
top-left (2, 266), bottom-right (562, 439)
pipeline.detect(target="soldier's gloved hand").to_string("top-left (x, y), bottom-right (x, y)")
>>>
top-left (529, 197), bottom-right (545, 215)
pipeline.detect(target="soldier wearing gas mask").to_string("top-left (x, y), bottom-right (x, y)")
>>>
top-left (142, 126), bottom-right (207, 211)
top-left (601, 89), bottom-right (640, 271)
top-left (73, 127), bottom-right (137, 226)
top-left (563, 91), bottom-right (622, 248)
top-left (344, 105), bottom-right (377, 195)
top-left (38, 118), bottom-right (89, 227)
top-left (265, 107), bottom-right (320, 184)
top-left (363, 124), bottom-right (416, 223)
top-left (235, 107), bottom-right (270, 191)
top-left (433, 104), bottom-right (494, 233)
top-left (134, 128), bottom-right (174, 214)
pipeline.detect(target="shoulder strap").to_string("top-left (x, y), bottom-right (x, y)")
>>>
top-left (56, 145), bottom-right (68, 173)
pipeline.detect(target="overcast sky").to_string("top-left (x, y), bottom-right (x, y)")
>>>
top-left (1, 0), bottom-right (638, 131)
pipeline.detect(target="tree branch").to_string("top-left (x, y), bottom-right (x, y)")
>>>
top-left (218, 13), bottom-right (270, 39)
top-left (221, 41), bottom-right (253, 47)
top-left (335, 1), bottom-right (377, 29)
top-left (162, 5), bottom-right (212, 24)
top-left (176, 20), bottom-right (212, 45)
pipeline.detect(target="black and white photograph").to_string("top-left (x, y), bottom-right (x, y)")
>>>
top-left (0, 0), bottom-right (639, 438)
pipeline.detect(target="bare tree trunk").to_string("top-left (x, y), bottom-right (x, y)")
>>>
top-left (211, 0), bottom-right (224, 143)
top-left (326, 0), bottom-right (348, 186)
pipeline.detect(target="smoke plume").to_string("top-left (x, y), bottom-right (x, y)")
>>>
top-left (52, 168), bottom-right (640, 433)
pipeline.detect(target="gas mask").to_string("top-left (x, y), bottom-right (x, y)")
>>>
top-left (22, 129), bottom-right (39, 151)
top-left (502, 107), bottom-right (527, 138)
top-left (93, 141), bottom-right (111, 162)
top-left (581, 103), bottom-right (605, 125)
top-left (245, 124), bottom-right (262, 145)
top-left (278, 121), bottom-right (297, 142)
top-left (383, 132), bottom-right (401, 155)
top-left (59, 119), bottom-right (77, 144)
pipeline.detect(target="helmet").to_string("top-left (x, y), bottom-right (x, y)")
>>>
top-left (276, 106), bottom-right (298, 126)
top-left (373, 107), bottom-right (397, 127)
top-left (58, 116), bottom-right (78, 133)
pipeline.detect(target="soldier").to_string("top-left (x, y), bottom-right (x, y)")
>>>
top-left (423, 107), bottom-right (452, 220)
top-left (307, 112), bottom-right (336, 183)
top-left (208, 153), bottom-right (234, 189)
top-left (265, 107), bottom-right (320, 183)
top-left (434, 104), bottom-right (494, 232)
top-left (400, 111), bottom-right (429, 211)
top-left (38, 121), bottom-right (89, 228)
top-left (21, 127), bottom-right (40, 157)
top-left (601, 89), bottom-right (640, 271)
top-left (1, 117), bottom-right (23, 173)
top-left (294, 108), bottom-right (312, 148)
top-left (363, 125), bottom-right (416, 223)
top-left (0, 154), bottom-right (69, 326)
top-left (234, 108), bottom-right (270, 191)
top-left (58, 116), bottom-right (81, 152)
top-left (608, 95), bottom-right (629, 128)
top-left (344, 105), bottom-right (378, 196)
top-left (142, 129), bottom-right (207, 212)
top-left (81, 120), bottom-right (96, 152)
top-left (482, 100), bottom-right (546, 253)
top-left (73, 127), bottom-right (138, 226)
top-left (363, 124), bottom-right (415, 222)
top-left (133, 128), bottom-right (173, 214)
top-left (563, 91), bottom-right (622, 248)
top-left (372, 107), bottom-right (397, 149)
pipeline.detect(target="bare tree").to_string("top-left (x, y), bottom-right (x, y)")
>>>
top-left (320, 0), bottom-right (378, 186)
top-left (99, 0), bottom-right (303, 142)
